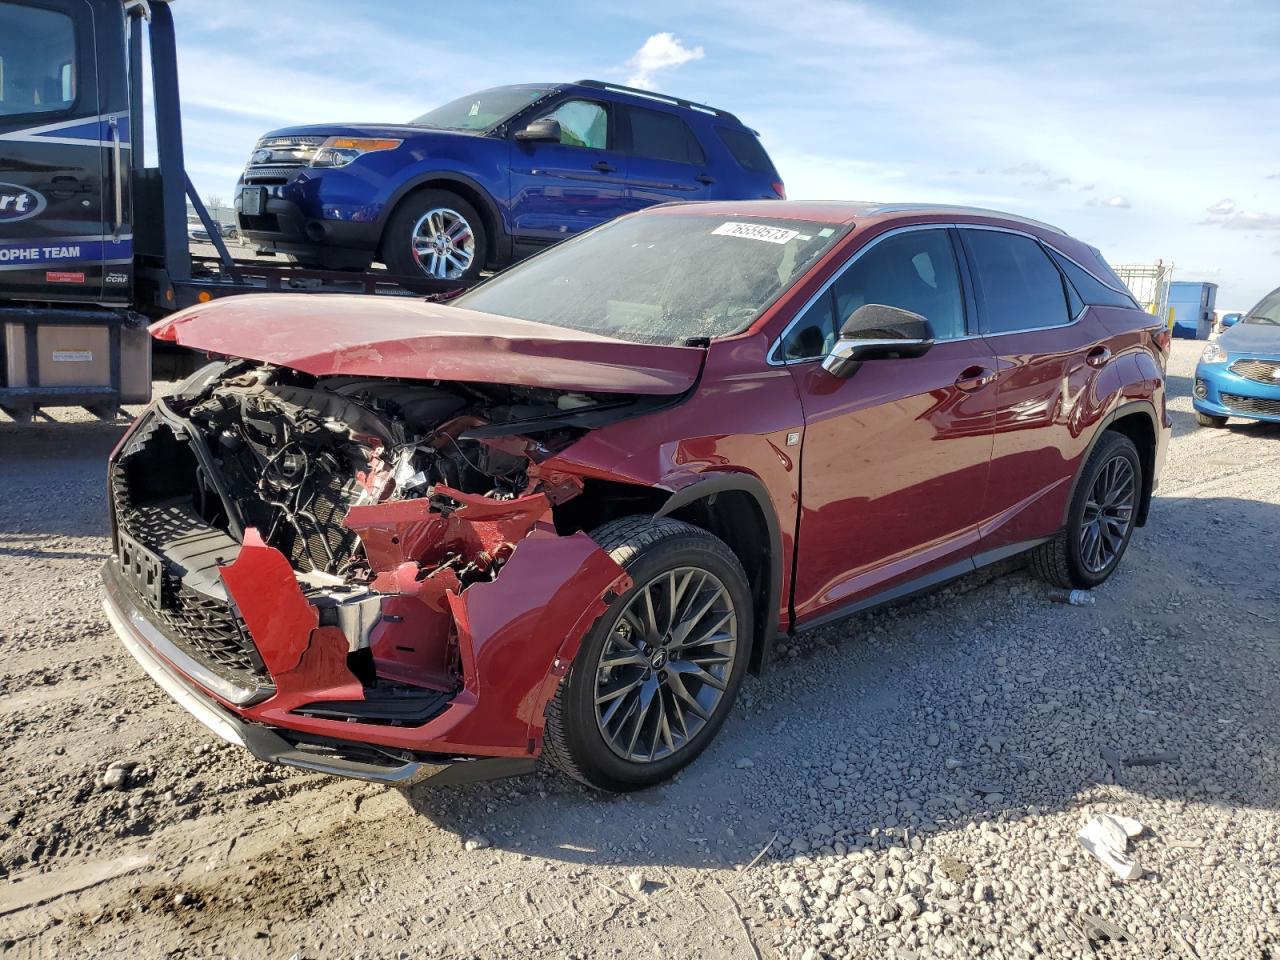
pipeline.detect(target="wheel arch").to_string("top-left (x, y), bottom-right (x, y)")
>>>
top-left (377, 171), bottom-right (509, 269)
top-left (655, 473), bottom-right (783, 674)
top-left (1066, 400), bottom-right (1159, 528)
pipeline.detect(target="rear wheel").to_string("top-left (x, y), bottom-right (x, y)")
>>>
top-left (1032, 431), bottom-right (1142, 589)
top-left (542, 516), bottom-right (753, 792)
top-left (1195, 411), bottom-right (1228, 428)
top-left (381, 188), bottom-right (485, 289)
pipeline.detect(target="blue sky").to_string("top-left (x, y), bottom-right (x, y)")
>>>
top-left (171, 0), bottom-right (1280, 308)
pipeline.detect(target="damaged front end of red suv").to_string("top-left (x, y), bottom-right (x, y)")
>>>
top-left (102, 296), bottom-right (705, 785)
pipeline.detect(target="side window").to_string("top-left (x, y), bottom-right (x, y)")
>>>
top-left (778, 229), bottom-right (965, 360)
top-left (545, 100), bottom-right (609, 149)
top-left (1047, 248), bottom-right (1138, 309)
top-left (831, 229), bottom-right (966, 341)
top-left (0, 3), bottom-right (77, 117)
top-left (962, 231), bottom-right (1071, 334)
top-left (628, 106), bottom-right (705, 164)
top-left (780, 289), bottom-right (836, 361)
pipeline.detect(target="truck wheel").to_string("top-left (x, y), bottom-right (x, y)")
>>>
top-left (1031, 431), bottom-right (1142, 589)
top-left (382, 189), bottom-right (485, 288)
top-left (542, 516), bottom-right (753, 792)
top-left (1195, 411), bottom-right (1228, 428)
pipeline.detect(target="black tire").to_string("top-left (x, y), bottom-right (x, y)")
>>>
top-left (542, 516), bottom-right (753, 792)
top-left (1195, 411), bottom-right (1228, 428)
top-left (380, 188), bottom-right (486, 289)
top-left (1031, 431), bottom-right (1143, 589)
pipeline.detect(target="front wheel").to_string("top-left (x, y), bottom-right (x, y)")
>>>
top-left (542, 516), bottom-right (753, 792)
top-left (1195, 411), bottom-right (1228, 428)
top-left (1032, 431), bottom-right (1142, 589)
top-left (381, 189), bottom-right (486, 289)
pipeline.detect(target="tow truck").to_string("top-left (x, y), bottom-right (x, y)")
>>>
top-left (0, 0), bottom-right (463, 422)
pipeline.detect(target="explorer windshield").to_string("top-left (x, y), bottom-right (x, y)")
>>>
top-left (455, 214), bottom-right (847, 345)
top-left (411, 85), bottom-right (551, 132)
top-left (1244, 288), bottom-right (1280, 325)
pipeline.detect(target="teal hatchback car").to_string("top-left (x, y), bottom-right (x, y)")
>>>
top-left (1194, 286), bottom-right (1280, 426)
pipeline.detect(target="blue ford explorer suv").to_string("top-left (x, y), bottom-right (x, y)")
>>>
top-left (234, 80), bottom-right (784, 286)
top-left (1194, 285), bottom-right (1280, 427)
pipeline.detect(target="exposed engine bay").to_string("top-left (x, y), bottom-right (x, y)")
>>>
top-left (179, 365), bottom-right (595, 576)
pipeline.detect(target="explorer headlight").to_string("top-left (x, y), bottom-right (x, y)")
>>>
top-left (310, 137), bottom-right (402, 168)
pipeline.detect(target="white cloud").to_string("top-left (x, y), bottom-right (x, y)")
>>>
top-left (1202, 199), bottom-right (1280, 230)
top-left (625, 32), bottom-right (705, 89)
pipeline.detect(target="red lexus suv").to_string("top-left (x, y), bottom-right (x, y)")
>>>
top-left (103, 201), bottom-right (1170, 792)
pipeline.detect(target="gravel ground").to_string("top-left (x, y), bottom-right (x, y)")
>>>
top-left (1, 339), bottom-right (1278, 959)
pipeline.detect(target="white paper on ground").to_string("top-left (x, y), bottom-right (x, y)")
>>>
top-left (1078, 814), bottom-right (1144, 880)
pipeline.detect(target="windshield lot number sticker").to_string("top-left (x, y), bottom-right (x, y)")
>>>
top-left (712, 222), bottom-right (800, 244)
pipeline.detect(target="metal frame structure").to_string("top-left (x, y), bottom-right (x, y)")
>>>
top-left (1111, 260), bottom-right (1174, 322)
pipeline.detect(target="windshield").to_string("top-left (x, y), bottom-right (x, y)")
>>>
top-left (411, 85), bottom-right (551, 132)
top-left (1244, 287), bottom-right (1280, 325)
top-left (455, 214), bottom-right (848, 345)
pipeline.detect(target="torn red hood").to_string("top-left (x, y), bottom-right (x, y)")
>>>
top-left (151, 294), bottom-right (704, 395)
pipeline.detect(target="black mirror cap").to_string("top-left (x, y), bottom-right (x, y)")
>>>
top-left (823, 304), bottom-right (936, 378)
top-left (515, 118), bottom-right (562, 142)
top-left (839, 303), bottom-right (935, 341)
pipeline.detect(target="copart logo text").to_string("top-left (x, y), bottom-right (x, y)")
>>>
top-left (0, 183), bottom-right (47, 223)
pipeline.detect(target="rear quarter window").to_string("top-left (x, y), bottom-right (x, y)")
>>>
top-left (715, 126), bottom-right (777, 176)
top-left (1048, 248), bottom-right (1139, 309)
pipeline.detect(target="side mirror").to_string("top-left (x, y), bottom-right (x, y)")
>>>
top-left (515, 118), bottom-right (562, 143)
top-left (822, 304), bottom-right (935, 378)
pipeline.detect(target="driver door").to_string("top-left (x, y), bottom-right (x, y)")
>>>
top-left (507, 97), bottom-right (631, 242)
top-left (782, 227), bottom-right (1000, 625)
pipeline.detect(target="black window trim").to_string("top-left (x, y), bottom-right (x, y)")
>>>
top-left (620, 102), bottom-right (706, 166)
top-left (0, 0), bottom-right (89, 126)
top-left (768, 223), bottom-right (978, 366)
top-left (1043, 243), bottom-right (1141, 310)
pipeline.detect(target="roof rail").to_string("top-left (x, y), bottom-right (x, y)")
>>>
top-left (869, 203), bottom-right (1067, 236)
top-left (575, 79), bottom-right (740, 122)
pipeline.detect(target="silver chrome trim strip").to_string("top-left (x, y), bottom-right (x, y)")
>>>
top-left (868, 203), bottom-right (1067, 236)
top-left (102, 563), bottom-right (271, 706)
top-left (103, 597), bottom-right (248, 747)
top-left (768, 220), bottom-right (1113, 365)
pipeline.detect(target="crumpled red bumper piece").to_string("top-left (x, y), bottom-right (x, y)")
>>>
top-left (211, 522), bottom-right (630, 759)
top-left (445, 529), bottom-right (632, 752)
top-left (218, 528), bottom-right (364, 703)
top-left (344, 483), bottom-right (559, 575)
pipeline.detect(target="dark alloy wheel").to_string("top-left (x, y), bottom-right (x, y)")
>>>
top-left (1078, 453), bottom-right (1136, 574)
top-left (381, 188), bottom-right (486, 290)
top-left (594, 564), bottom-right (739, 763)
top-left (542, 516), bottom-right (753, 792)
top-left (1032, 431), bottom-right (1143, 589)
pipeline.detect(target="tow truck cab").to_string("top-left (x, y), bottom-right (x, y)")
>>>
top-left (0, 0), bottom-right (150, 418)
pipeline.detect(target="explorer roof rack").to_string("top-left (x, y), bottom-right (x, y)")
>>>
top-left (575, 79), bottom-right (741, 123)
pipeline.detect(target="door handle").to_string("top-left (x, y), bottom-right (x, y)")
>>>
top-left (695, 173), bottom-right (715, 185)
top-left (109, 117), bottom-right (124, 235)
top-left (593, 160), bottom-right (616, 173)
top-left (1086, 345), bottom-right (1112, 367)
top-left (955, 365), bottom-right (998, 392)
